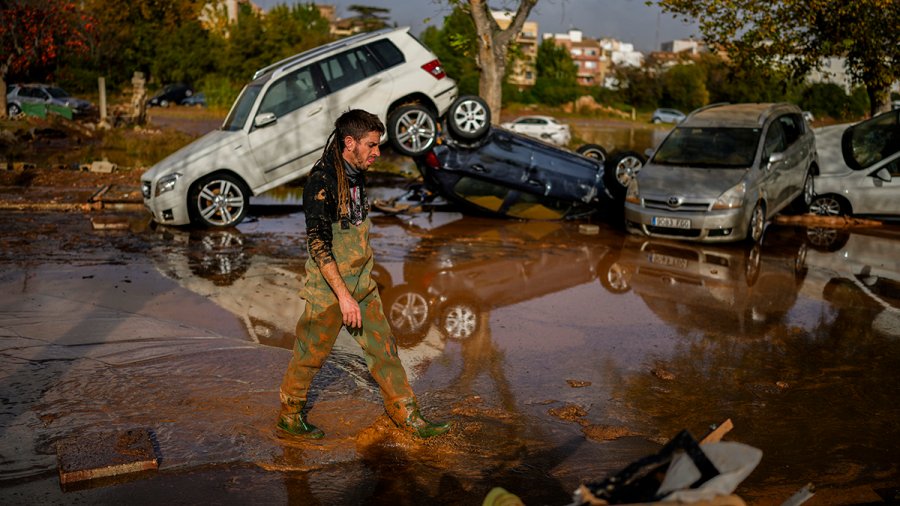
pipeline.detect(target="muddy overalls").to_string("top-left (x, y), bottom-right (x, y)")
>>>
top-left (279, 218), bottom-right (414, 412)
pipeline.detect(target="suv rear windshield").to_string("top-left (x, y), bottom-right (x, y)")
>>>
top-left (653, 127), bottom-right (761, 168)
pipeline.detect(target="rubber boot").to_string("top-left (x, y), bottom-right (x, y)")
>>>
top-left (387, 397), bottom-right (451, 439)
top-left (276, 398), bottom-right (324, 439)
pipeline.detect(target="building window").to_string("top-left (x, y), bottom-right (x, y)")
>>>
top-left (585, 61), bottom-right (597, 69)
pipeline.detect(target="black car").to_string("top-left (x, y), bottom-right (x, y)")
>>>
top-left (147, 83), bottom-right (194, 107)
top-left (402, 96), bottom-right (619, 221)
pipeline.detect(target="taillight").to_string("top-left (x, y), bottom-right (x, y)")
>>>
top-left (424, 150), bottom-right (440, 169)
top-left (421, 59), bottom-right (446, 79)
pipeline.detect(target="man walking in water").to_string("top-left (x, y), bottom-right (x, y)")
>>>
top-left (277, 109), bottom-right (450, 439)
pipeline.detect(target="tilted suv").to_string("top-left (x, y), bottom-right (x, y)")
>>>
top-left (624, 103), bottom-right (816, 243)
top-left (141, 26), bottom-right (461, 227)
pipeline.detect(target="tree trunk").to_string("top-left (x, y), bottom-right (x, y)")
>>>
top-left (868, 84), bottom-right (891, 116)
top-left (0, 58), bottom-right (8, 119)
top-left (468, 0), bottom-right (538, 123)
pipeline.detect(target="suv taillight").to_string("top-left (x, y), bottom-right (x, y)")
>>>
top-left (421, 59), bottom-right (446, 79)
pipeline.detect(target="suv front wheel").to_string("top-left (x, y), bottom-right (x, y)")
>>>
top-left (189, 173), bottom-right (250, 228)
top-left (388, 104), bottom-right (438, 157)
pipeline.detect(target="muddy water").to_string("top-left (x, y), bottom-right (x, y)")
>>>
top-left (570, 119), bottom-right (670, 155)
top-left (1, 206), bottom-right (899, 504)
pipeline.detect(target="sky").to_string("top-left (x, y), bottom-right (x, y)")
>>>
top-left (251, 0), bottom-right (700, 53)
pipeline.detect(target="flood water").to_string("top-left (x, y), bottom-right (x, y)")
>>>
top-left (1, 197), bottom-right (898, 505)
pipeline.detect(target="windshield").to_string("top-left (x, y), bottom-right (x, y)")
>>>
top-left (843, 109), bottom-right (899, 170)
top-left (222, 83), bottom-right (263, 131)
top-left (47, 87), bottom-right (70, 98)
top-left (653, 127), bottom-right (761, 168)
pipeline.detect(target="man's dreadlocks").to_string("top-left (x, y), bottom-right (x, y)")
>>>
top-left (319, 110), bottom-right (385, 224)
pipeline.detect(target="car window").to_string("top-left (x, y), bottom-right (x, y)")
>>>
top-left (318, 50), bottom-right (368, 93)
top-left (223, 83), bottom-right (263, 131)
top-left (451, 176), bottom-right (571, 219)
top-left (653, 127), bottom-right (761, 168)
top-left (21, 87), bottom-right (44, 99)
top-left (763, 120), bottom-right (787, 158)
top-left (843, 110), bottom-right (900, 170)
top-left (368, 39), bottom-right (405, 68)
top-left (778, 114), bottom-right (802, 146)
top-left (47, 87), bottom-right (70, 98)
top-left (258, 67), bottom-right (322, 118)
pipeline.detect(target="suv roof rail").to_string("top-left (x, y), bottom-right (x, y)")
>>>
top-left (252, 26), bottom-right (405, 80)
top-left (685, 102), bottom-right (730, 118)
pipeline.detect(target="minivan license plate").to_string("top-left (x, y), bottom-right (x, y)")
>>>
top-left (652, 216), bottom-right (691, 229)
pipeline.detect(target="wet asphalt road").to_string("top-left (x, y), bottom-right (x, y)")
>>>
top-left (1, 194), bottom-right (899, 504)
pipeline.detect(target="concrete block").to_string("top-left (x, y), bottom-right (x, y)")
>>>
top-left (57, 428), bottom-right (158, 485)
top-left (90, 160), bottom-right (117, 173)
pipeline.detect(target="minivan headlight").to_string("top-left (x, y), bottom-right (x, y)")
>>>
top-left (156, 172), bottom-right (182, 196)
top-left (625, 179), bottom-right (640, 204)
top-left (712, 181), bottom-right (746, 210)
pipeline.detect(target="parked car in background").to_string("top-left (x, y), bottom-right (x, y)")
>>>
top-left (180, 92), bottom-right (207, 107)
top-left (499, 115), bottom-right (571, 146)
top-left (141, 26), bottom-right (461, 228)
top-left (810, 109), bottom-right (900, 219)
top-left (651, 108), bottom-right (686, 124)
top-left (5, 83), bottom-right (94, 117)
top-left (625, 102), bottom-right (817, 243)
top-left (147, 83), bottom-right (195, 107)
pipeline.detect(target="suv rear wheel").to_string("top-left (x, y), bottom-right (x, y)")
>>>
top-left (446, 95), bottom-right (491, 141)
top-left (189, 173), bottom-right (250, 228)
top-left (388, 104), bottom-right (438, 157)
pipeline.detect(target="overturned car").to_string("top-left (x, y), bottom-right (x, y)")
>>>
top-left (401, 96), bottom-right (633, 221)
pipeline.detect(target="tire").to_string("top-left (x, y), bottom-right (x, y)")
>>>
top-left (744, 243), bottom-right (761, 287)
top-left (805, 227), bottom-right (850, 252)
top-left (576, 143), bottom-right (608, 163)
top-left (440, 301), bottom-right (479, 339)
top-left (652, 118), bottom-right (661, 124)
top-left (387, 104), bottom-right (438, 157)
top-left (446, 95), bottom-right (491, 141)
top-left (160, 99), bottom-right (170, 108)
top-left (604, 150), bottom-right (645, 198)
top-left (189, 173), bottom-right (250, 228)
top-left (788, 169), bottom-right (815, 214)
top-left (746, 202), bottom-right (766, 244)
top-left (8, 103), bottom-right (21, 116)
top-left (384, 285), bottom-right (431, 344)
top-left (809, 194), bottom-right (850, 217)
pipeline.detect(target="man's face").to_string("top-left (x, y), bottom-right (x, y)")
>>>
top-left (343, 131), bottom-right (381, 170)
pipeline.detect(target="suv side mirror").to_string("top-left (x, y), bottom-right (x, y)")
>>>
top-left (873, 167), bottom-right (892, 182)
top-left (254, 112), bottom-right (277, 128)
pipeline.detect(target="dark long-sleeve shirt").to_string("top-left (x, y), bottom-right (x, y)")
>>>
top-left (303, 159), bottom-right (368, 268)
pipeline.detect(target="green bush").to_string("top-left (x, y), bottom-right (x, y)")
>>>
top-left (196, 74), bottom-right (243, 110)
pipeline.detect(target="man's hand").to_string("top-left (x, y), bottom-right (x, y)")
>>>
top-left (338, 293), bottom-right (362, 328)
top-left (320, 261), bottom-right (361, 328)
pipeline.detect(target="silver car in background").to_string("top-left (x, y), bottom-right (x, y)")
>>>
top-left (624, 103), bottom-right (816, 243)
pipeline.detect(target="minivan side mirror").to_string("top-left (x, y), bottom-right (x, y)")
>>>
top-left (254, 112), bottom-right (277, 128)
top-left (766, 151), bottom-right (786, 168)
top-left (873, 167), bottom-right (892, 182)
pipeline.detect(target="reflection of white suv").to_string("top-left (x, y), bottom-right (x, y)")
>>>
top-left (141, 27), bottom-right (461, 227)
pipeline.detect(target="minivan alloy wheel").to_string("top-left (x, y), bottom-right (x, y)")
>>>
top-left (748, 203), bottom-right (765, 243)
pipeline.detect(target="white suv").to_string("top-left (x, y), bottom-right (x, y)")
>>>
top-left (141, 27), bottom-right (461, 227)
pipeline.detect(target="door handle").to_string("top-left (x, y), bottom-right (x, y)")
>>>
top-left (308, 107), bottom-right (323, 116)
top-left (368, 78), bottom-right (382, 87)
top-left (472, 164), bottom-right (485, 173)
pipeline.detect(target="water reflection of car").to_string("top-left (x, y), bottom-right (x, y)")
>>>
top-left (603, 228), bottom-right (808, 336)
top-left (373, 216), bottom-right (616, 342)
top-left (625, 103), bottom-right (816, 243)
top-left (499, 115), bottom-right (572, 146)
top-left (801, 228), bottom-right (900, 340)
top-left (5, 83), bottom-right (94, 117)
top-left (810, 109), bottom-right (900, 219)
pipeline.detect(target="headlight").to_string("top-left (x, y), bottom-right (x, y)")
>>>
top-left (625, 179), bottom-right (640, 204)
top-left (156, 172), bottom-right (182, 196)
top-left (712, 181), bottom-right (746, 210)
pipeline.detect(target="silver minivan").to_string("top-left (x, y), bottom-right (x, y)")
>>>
top-left (624, 103), bottom-right (816, 243)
